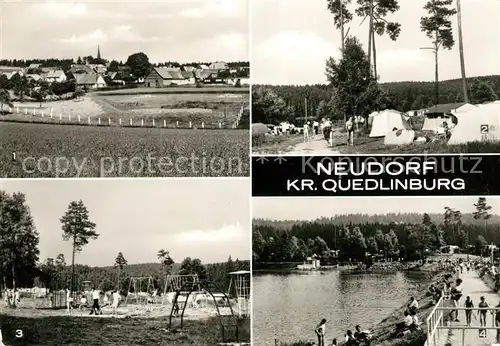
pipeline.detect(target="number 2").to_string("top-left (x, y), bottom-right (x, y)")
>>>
top-left (15, 329), bottom-right (23, 338)
top-left (481, 125), bottom-right (488, 134)
top-left (479, 329), bottom-right (486, 337)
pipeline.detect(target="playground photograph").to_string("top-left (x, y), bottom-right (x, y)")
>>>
top-left (251, 0), bottom-right (500, 155)
top-left (253, 196), bottom-right (500, 346)
top-left (0, 178), bottom-right (251, 346)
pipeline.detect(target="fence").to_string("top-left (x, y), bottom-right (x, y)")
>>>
top-left (0, 105), bottom-right (246, 130)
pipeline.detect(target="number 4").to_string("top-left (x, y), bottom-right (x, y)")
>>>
top-left (15, 329), bottom-right (23, 338)
top-left (479, 329), bottom-right (486, 337)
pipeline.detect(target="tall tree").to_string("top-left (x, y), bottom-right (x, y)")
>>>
top-left (157, 249), bottom-right (175, 280)
top-left (355, 0), bottom-right (401, 79)
top-left (470, 80), bottom-right (498, 104)
top-left (326, 0), bottom-right (354, 51)
top-left (0, 191), bottom-right (40, 306)
top-left (60, 200), bottom-right (98, 293)
top-left (114, 252), bottom-right (128, 289)
top-left (0, 89), bottom-right (13, 113)
top-left (420, 0), bottom-right (457, 105)
top-left (125, 52), bottom-right (151, 79)
top-left (473, 197), bottom-right (492, 237)
top-left (179, 257), bottom-right (207, 280)
top-left (326, 36), bottom-right (375, 120)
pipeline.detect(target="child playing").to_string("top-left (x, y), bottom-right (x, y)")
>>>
top-left (315, 318), bottom-right (327, 346)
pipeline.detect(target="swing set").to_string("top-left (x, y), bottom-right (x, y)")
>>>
top-left (125, 277), bottom-right (157, 305)
top-left (228, 270), bottom-right (251, 317)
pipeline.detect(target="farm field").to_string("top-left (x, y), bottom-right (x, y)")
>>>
top-left (0, 122), bottom-right (249, 177)
top-left (0, 312), bottom-right (250, 346)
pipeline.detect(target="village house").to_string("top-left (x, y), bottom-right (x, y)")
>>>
top-left (106, 72), bottom-right (126, 85)
top-left (75, 73), bottom-right (107, 89)
top-left (182, 65), bottom-right (196, 72)
top-left (26, 74), bottom-right (43, 82)
top-left (28, 63), bottom-right (41, 70)
top-left (199, 64), bottom-right (210, 70)
top-left (209, 61), bottom-right (229, 70)
top-left (144, 67), bottom-right (192, 87)
top-left (87, 64), bottom-right (107, 74)
top-left (45, 69), bottom-right (67, 83)
top-left (0, 66), bottom-right (24, 79)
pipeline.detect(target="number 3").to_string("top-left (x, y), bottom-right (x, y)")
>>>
top-left (15, 329), bottom-right (23, 338)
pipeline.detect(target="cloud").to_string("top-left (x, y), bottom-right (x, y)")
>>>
top-left (253, 31), bottom-right (335, 84)
top-left (59, 29), bottom-right (107, 44)
top-left (58, 27), bottom-right (168, 45)
top-left (179, 0), bottom-right (246, 18)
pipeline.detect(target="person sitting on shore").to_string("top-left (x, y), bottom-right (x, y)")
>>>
top-left (408, 297), bottom-right (419, 315)
top-left (354, 325), bottom-right (371, 345)
top-left (443, 283), bottom-right (452, 300)
top-left (427, 284), bottom-right (437, 296)
top-left (345, 330), bottom-right (359, 346)
top-left (395, 311), bottom-right (413, 333)
top-left (409, 310), bottom-right (421, 330)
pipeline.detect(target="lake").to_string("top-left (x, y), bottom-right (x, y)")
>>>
top-left (253, 270), bottom-right (429, 345)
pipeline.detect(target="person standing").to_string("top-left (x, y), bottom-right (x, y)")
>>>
top-left (303, 122), bottom-right (310, 142)
top-left (313, 120), bottom-right (319, 136)
top-left (90, 287), bottom-right (102, 315)
top-left (66, 288), bottom-right (73, 312)
top-left (112, 290), bottom-right (121, 317)
top-left (451, 279), bottom-right (463, 322)
top-left (346, 117), bottom-right (355, 146)
top-left (315, 318), bottom-right (327, 346)
top-left (464, 296), bottom-right (474, 326)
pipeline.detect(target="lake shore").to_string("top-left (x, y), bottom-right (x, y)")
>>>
top-left (275, 264), bottom-right (451, 346)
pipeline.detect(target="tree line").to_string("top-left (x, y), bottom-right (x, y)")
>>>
top-left (252, 0), bottom-right (499, 125)
top-left (0, 190), bottom-right (249, 305)
top-left (253, 198), bottom-right (496, 263)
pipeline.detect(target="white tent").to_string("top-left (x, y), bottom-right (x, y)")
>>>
top-left (369, 109), bottom-right (412, 137)
top-left (452, 103), bottom-right (477, 114)
top-left (448, 103), bottom-right (500, 145)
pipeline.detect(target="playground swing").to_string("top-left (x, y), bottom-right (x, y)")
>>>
top-left (163, 274), bottom-right (199, 305)
top-left (125, 277), bottom-right (156, 305)
top-left (228, 271), bottom-right (251, 317)
top-left (168, 279), bottom-right (240, 343)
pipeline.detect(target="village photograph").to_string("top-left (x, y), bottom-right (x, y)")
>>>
top-left (0, 0), bottom-right (250, 177)
top-left (251, 0), bottom-right (500, 155)
top-left (253, 196), bottom-right (500, 346)
top-left (0, 179), bottom-right (250, 346)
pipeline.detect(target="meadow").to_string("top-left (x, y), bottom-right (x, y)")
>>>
top-left (0, 122), bottom-right (249, 177)
top-left (0, 314), bottom-right (250, 346)
top-left (2, 87), bottom-right (249, 129)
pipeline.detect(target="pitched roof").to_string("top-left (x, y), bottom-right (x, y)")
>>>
top-left (0, 66), bottom-right (23, 73)
top-left (425, 102), bottom-right (466, 114)
top-left (46, 70), bottom-right (65, 78)
top-left (181, 71), bottom-right (193, 79)
top-left (76, 73), bottom-right (100, 85)
top-left (195, 69), bottom-right (219, 79)
top-left (29, 64), bottom-right (41, 69)
top-left (151, 67), bottom-right (186, 80)
top-left (209, 61), bottom-right (228, 70)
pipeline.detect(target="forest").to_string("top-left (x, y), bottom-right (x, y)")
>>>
top-left (252, 76), bottom-right (500, 124)
top-left (253, 198), bottom-right (498, 264)
top-left (0, 190), bottom-right (249, 296)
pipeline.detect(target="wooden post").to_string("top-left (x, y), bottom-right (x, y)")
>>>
top-left (69, 114), bottom-right (71, 121)
top-left (16, 107), bottom-right (19, 113)
top-left (202, 122), bottom-right (204, 129)
top-left (141, 119), bottom-right (144, 127)
top-left (59, 113), bottom-right (62, 120)
top-left (41, 112), bottom-right (44, 118)
top-left (33, 108), bottom-right (36, 115)
top-left (176, 120), bottom-right (179, 128)
top-left (163, 120), bottom-right (166, 128)
top-left (152, 119), bottom-right (155, 127)
top-left (130, 119), bottom-right (132, 126)
top-left (50, 113), bottom-right (53, 119)
top-left (304, 97), bottom-right (308, 123)
top-left (108, 118), bottom-right (111, 125)
top-left (78, 115), bottom-right (81, 123)
top-left (24, 108), bottom-right (27, 115)
top-left (98, 118), bottom-right (101, 125)
top-left (119, 118), bottom-right (122, 126)
top-left (88, 117), bottom-right (90, 125)
top-left (189, 121), bottom-right (192, 128)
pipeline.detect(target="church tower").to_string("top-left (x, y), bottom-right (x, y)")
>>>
top-left (97, 45), bottom-right (101, 60)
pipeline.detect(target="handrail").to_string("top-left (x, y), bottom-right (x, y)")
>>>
top-left (426, 296), bottom-right (445, 346)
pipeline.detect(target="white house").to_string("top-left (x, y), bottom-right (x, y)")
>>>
top-left (45, 70), bottom-right (67, 83)
top-left (75, 73), bottom-right (107, 89)
top-left (297, 255), bottom-right (321, 270)
top-left (209, 61), bottom-right (229, 70)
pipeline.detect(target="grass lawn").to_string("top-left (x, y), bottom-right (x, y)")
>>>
top-left (0, 122), bottom-right (249, 177)
top-left (0, 314), bottom-right (250, 346)
top-left (93, 86), bottom-right (249, 96)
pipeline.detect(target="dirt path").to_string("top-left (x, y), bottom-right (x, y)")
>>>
top-left (285, 134), bottom-right (341, 155)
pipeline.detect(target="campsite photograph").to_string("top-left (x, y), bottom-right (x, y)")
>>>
top-left (251, 0), bottom-right (500, 155)
top-left (253, 196), bottom-right (500, 346)
top-left (0, 0), bottom-right (250, 177)
top-left (0, 179), bottom-right (250, 346)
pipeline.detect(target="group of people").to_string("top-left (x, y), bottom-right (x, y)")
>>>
top-left (314, 319), bottom-right (372, 346)
top-left (66, 287), bottom-right (122, 316)
top-left (303, 117), bottom-right (357, 147)
top-left (3, 289), bottom-right (20, 307)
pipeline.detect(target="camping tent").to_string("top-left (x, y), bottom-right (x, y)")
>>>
top-left (369, 109), bottom-right (412, 137)
top-left (448, 103), bottom-right (500, 145)
top-left (452, 103), bottom-right (477, 114)
top-left (251, 123), bottom-right (271, 135)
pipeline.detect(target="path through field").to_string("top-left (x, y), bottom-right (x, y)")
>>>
top-left (285, 134), bottom-right (341, 155)
top-left (436, 270), bottom-right (500, 346)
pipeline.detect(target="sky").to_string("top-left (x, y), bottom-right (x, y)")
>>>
top-left (251, 0), bottom-right (500, 85)
top-left (0, 0), bottom-right (249, 63)
top-left (253, 197), bottom-right (500, 220)
top-left (0, 179), bottom-right (250, 267)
